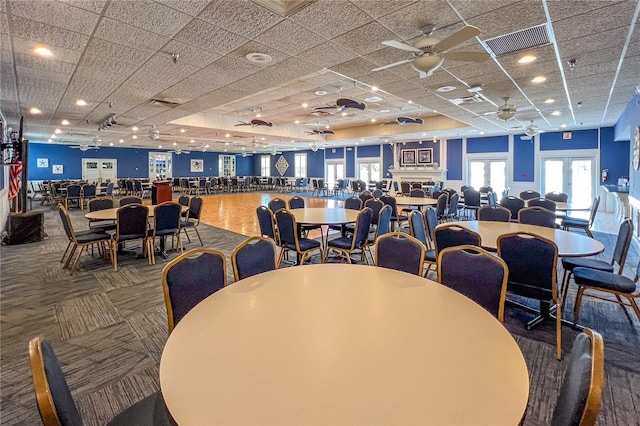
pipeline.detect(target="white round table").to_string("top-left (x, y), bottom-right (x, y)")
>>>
top-left (291, 207), bottom-right (359, 225)
top-left (394, 196), bottom-right (439, 208)
top-left (160, 264), bottom-right (529, 425)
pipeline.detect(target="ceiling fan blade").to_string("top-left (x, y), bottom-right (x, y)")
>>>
top-left (443, 51), bottom-right (490, 62)
top-left (382, 40), bottom-right (422, 53)
top-left (372, 59), bottom-right (413, 72)
top-left (433, 25), bottom-right (481, 52)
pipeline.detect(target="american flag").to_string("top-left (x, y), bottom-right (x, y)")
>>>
top-left (8, 158), bottom-right (22, 200)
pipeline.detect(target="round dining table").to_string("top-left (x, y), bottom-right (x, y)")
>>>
top-left (444, 220), bottom-right (604, 257)
top-left (160, 264), bottom-right (530, 425)
top-left (394, 196), bottom-right (439, 208)
top-left (291, 207), bottom-right (359, 247)
top-left (84, 204), bottom-right (189, 220)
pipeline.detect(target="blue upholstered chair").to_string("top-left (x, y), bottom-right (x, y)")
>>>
top-left (181, 196), bottom-right (203, 246)
top-left (267, 198), bottom-right (286, 212)
top-left (545, 192), bottom-right (569, 203)
top-left (519, 190), bottom-right (541, 200)
top-left (256, 206), bottom-right (277, 240)
top-left (560, 196), bottom-right (600, 238)
top-left (29, 336), bottom-right (176, 426)
top-left (408, 210), bottom-right (428, 247)
top-left (148, 202), bottom-right (183, 265)
top-left (326, 207), bottom-right (372, 264)
top-left (162, 248), bottom-right (227, 334)
top-left (119, 196), bottom-right (142, 206)
top-left (433, 224), bottom-right (481, 255)
top-left (518, 206), bottom-right (557, 228)
top-left (80, 184), bottom-right (96, 209)
top-left (275, 209), bottom-right (322, 266)
top-left (87, 197), bottom-right (116, 232)
top-left (437, 245), bottom-right (509, 321)
top-left (528, 197), bottom-right (557, 212)
top-left (58, 205), bottom-right (111, 275)
top-left (65, 184), bottom-right (82, 209)
top-left (289, 196), bottom-right (320, 237)
top-left (478, 205), bottom-right (511, 222)
top-left (374, 232), bottom-right (425, 276)
top-left (231, 237), bottom-right (277, 281)
top-left (462, 188), bottom-right (481, 220)
top-left (500, 196), bottom-right (525, 222)
top-left (363, 204), bottom-right (392, 263)
top-left (110, 204), bottom-right (150, 271)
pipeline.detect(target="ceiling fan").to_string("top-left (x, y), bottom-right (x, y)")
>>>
top-left (372, 24), bottom-right (490, 78)
top-left (382, 116), bottom-right (424, 126)
top-left (148, 125), bottom-right (161, 140)
top-left (168, 146), bottom-right (190, 155)
top-left (515, 120), bottom-right (541, 140)
top-left (69, 136), bottom-right (102, 151)
top-left (311, 98), bottom-right (366, 115)
top-left (307, 128), bottom-right (335, 136)
top-left (234, 119), bottom-right (273, 128)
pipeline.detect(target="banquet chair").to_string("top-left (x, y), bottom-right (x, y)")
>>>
top-left (268, 198), bottom-right (286, 212)
top-left (177, 194), bottom-right (190, 218)
top-left (401, 189), bottom-right (426, 216)
top-left (28, 336), bottom-right (176, 426)
top-left (433, 224), bottom-right (481, 255)
top-left (256, 206), bottom-right (277, 240)
top-left (561, 196), bottom-right (600, 238)
top-left (438, 245), bottom-right (508, 322)
top-left (372, 189), bottom-right (383, 198)
top-left (550, 328), bottom-right (604, 426)
top-left (478, 205), bottom-right (511, 222)
top-left (528, 197), bottom-right (557, 212)
top-left (326, 207), bottom-right (372, 264)
top-left (80, 184), bottom-right (96, 209)
top-left (58, 205), bottom-right (111, 275)
top-left (498, 232), bottom-right (562, 359)
top-left (445, 193), bottom-right (460, 221)
top-left (87, 197), bottom-right (116, 232)
top-left (110, 204), bottom-right (150, 272)
top-left (148, 202), bottom-right (183, 265)
top-left (231, 237), bottom-right (277, 281)
top-left (105, 182), bottom-right (115, 198)
top-left (380, 195), bottom-right (407, 230)
top-left (400, 181), bottom-right (411, 195)
top-left (519, 190), bottom-right (541, 200)
top-left (181, 196), bottom-right (203, 246)
top-left (288, 196), bottom-right (320, 237)
top-left (408, 210), bottom-right (428, 247)
top-left (561, 218), bottom-right (633, 313)
top-left (518, 206), bottom-right (557, 228)
top-left (162, 248), bottom-right (227, 334)
top-left (422, 207), bottom-right (439, 274)
top-left (374, 232), bottom-right (425, 276)
top-left (359, 191), bottom-right (373, 205)
top-left (119, 196), bottom-right (142, 206)
top-left (462, 189), bottom-right (481, 220)
top-left (275, 209), bottom-right (322, 266)
top-left (435, 192), bottom-right (449, 222)
top-left (364, 198), bottom-right (384, 230)
top-left (545, 192), bottom-right (569, 203)
top-left (500, 196), bottom-right (526, 222)
top-left (364, 204), bottom-right (392, 261)
top-left (572, 258), bottom-right (640, 325)
top-left (65, 184), bottom-right (82, 209)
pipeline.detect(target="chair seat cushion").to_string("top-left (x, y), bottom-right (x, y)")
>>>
top-left (76, 232), bottom-right (110, 243)
top-left (114, 234), bottom-right (147, 242)
top-left (328, 237), bottom-right (354, 249)
top-left (107, 391), bottom-right (176, 426)
top-left (181, 220), bottom-right (195, 227)
top-left (561, 217), bottom-right (588, 227)
top-left (148, 228), bottom-right (179, 237)
top-left (289, 238), bottom-right (320, 251)
top-left (562, 257), bottom-right (614, 273)
top-left (90, 223), bottom-right (117, 232)
top-left (573, 267), bottom-right (636, 293)
top-left (425, 248), bottom-right (436, 262)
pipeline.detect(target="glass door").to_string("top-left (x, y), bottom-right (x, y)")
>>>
top-left (542, 157), bottom-right (594, 204)
top-left (326, 161), bottom-right (344, 188)
top-left (149, 153), bottom-right (172, 180)
top-left (357, 161), bottom-right (380, 183)
top-left (468, 159), bottom-right (506, 194)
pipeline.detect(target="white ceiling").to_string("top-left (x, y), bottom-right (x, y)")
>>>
top-left (1, 0), bottom-right (638, 154)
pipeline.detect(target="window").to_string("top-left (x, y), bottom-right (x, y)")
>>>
top-left (218, 155), bottom-right (236, 177)
top-left (358, 161), bottom-right (381, 182)
top-left (260, 155), bottom-right (270, 177)
top-left (294, 153), bottom-right (307, 177)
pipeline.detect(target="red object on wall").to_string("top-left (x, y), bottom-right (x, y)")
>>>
top-left (152, 181), bottom-right (172, 204)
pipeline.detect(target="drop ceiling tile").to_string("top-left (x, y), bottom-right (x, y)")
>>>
top-left (547, 0), bottom-right (628, 23)
top-left (449, 0), bottom-right (522, 20)
top-left (468, 2), bottom-right (546, 40)
top-left (10, 0), bottom-right (99, 35)
top-left (83, 38), bottom-right (154, 67)
top-left (351, 0), bottom-right (416, 18)
top-left (104, 1), bottom-right (193, 37)
top-left (189, 56), bottom-right (257, 87)
top-left (289, 0), bottom-right (370, 39)
top-left (158, 78), bottom-right (221, 100)
top-left (14, 52), bottom-right (75, 74)
top-left (154, 0), bottom-right (210, 16)
top-left (58, 0), bottom-right (106, 14)
top-left (75, 54), bottom-right (135, 83)
top-left (144, 54), bottom-right (201, 79)
top-left (254, 20), bottom-right (324, 56)
top-left (197, 0), bottom-right (282, 38)
top-left (14, 65), bottom-right (71, 84)
top-left (121, 70), bottom-right (183, 98)
top-left (0, 11), bottom-right (8, 33)
top-left (333, 22), bottom-right (399, 57)
top-left (248, 58), bottom-right (317, 87)
top-left (162, 40), bottom-right (220, 68)
top-left (376, 1), bottom-right (460, 41)
top-left (94, 17), bottom-right (169, 51)
top-left (9, 15), bottom-right (90, 50)
top-left (330, 57), bottom-right (379, 78)
top-left (175, 19), bottom-right (247, 55)
top-left (558, 27), bottom-right (628, 60)
top-left (553, 2), bottom-right (635, 42)
top-left (12, 37), bottom-right (82, 64)
top-left (65, 76), bottom-right (120, 101)
top-left (1, 32), bottom-right (9, 48)
top-left (296, 41), bottom-right (358, 68)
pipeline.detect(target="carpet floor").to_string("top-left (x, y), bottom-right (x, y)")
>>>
top-left (1, 206), bottom-right (638, 425)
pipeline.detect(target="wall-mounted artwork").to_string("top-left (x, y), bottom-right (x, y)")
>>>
top-left (190, 159), bottom-right (204, 173)
top-left (401, 149), bottom-right (416, 165)
top-left (52, 165), bottom-right (64, 174)
top-left (417, 148), bottom-right (433, 164)
top-left (37, 158), bottom-right (49, 168)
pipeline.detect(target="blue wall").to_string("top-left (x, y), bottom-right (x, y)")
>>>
top-left (382, 144), bottom-right (393, 178)
top-left (356, 145), bottom-right (380, 158)
top-left (540, 129), bottom-right (598, 150)
top-left (467, 135), bottom-right (508, 153)
top-left (325, 147), bottom-right (344, 159)
top-left (513, 134), bottom-right (535, 182)
top-left (599, 127), bottom-right (629, 183)
top-left (346, 148), bottom-right (355, 177)
top-left (447, 139), bottom-right (463, 180)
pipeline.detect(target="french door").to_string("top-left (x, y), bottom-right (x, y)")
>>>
top-left (542, 157), bottom-right (594, 205)
top-left (468, 159), bottom-right (506, 194)
top-left (326, 161), bottom-right (344, 188)
top-left (82, 158), bottom-right (117, 183)
top-left (358, 161), bottom-right (381, 183)
top-left (149, 153), bottom-right (172, 180)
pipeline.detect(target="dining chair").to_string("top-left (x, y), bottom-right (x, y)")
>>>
top-left (65, 184), bottom-right (82, 209)
top-left (288, 196), bottom-right (320, 237)
top-left (518, 206), bottom-right (557, 228)
top-left (462, 188), bottom-right (481, 220)
top-left (267, 198), bottom-right (286, 212)
top-left (80, 184), bottom-right (96, 209)
top-left (364, 204), bottom-right (392, 262)
top-left (433, 224), bottom-right (481, 255)
top-left (550, 328), bottom-right (604, 426)
top-left (275, 209), bottom-right (322, 266)
top-left (545, 192), bottom-right (569, 203)
top-left (256, 205), bottom-right (277, 240)
top-left (528, 197), bottom-right (557, 212)
top-left (58, 205), bottom-right (111, 275)
top-left (110, 204), bottom-right (150, 272)
top-left (374, 232), bottom-right (425, 276)
top-left (477, 205), bottom-right (511, 222)
top-left (519, 190), bottom-right (541, 200)
top-left (437, 245), bottom-right (509, 322)
top-left (87, 197), bottom-right (116, 232)
top-left (408, 210), bottom-right (428, 247)
top-left (148, 202), bottom-right (183, 265)
top-left (500, 196), bottom-right (526, 222)
top-left (364, 198), bottom-right (384, 230)
top-left (28, 336), bottom-right (176, 426)
top-left (119, 196), bottom-right (143, 206)
top-left (181, 196), bottom-right (203, 246)
top-left (498, 232), bottom-right (562, 359)
top-left (326, 207), bottom-right (372, 264)
top-left (231, 237), bottom-right (278, 281)
top-left (561, 196), bottom-right (600, 238)
top-left (162, 248), bottom-right (227, 334)
top-left (379, 195), bottom-right (407, 231)
top-left (435, 192), bottom-right (449, 222)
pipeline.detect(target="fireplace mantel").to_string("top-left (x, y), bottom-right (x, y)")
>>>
top-left (389, 167), bottom-right (447, 183)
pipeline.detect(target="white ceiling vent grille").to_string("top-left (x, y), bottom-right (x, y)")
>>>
top-left (449, 95), bottom-right (482, 105)
top-left (254, 0), bottom-right (313, 17)
top-left (484, 24), bottom-right (550, 56)
top-left (148, 98), bottom-right (183, 107)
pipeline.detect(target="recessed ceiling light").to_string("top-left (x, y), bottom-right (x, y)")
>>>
top-left (119, 139), bottom-right (124, 143)
top-left (50, 134), bottom-right (56, 139)
top-left (371, 86), bottom-right (379, 91)
top-left (224, 149), bottom-right (227, 152)
top-left (191, 139), bottom-right (195, 143)
top-left (54, 128), bottom-right (61, 134)
top-left (360, 139), bottom-right (364, 142)
top-left (422, 133), bottom-right (426, 136)
top-left (551, 110), bottom-right (561, 116)
top-left (173, 142), bottom-right (177, 146)
top-left (180, 128), bottom-right (186, 133)
top-left (75, 99), bottom-right (87, 106)
top-left (245, 52), bottom-right (272, 64)
top-left (256, 113), bottom-right (262, 118)
top-left (158, 145), bottom-right (162, 148)
top-left (341, 112), bottom-right (347, 116)
top-left (301, 103), bottom-right (308, 108)
top-left (436, 85), bottom-right (456, 92)
top-left (294, 120), bottom-right (300, 124)
top-left (518, 55), bottom-right (536, 64)
top-left (47, 138), bottom-right (52, 143)
top-left (34, 47), bottom-right (53, 57)
top-left (325, 125), bottom-right (330, 129)
top-left (365, 96), bottom-right (382, 102)
top-left (29, 107), bottom-right (41, 114)
top-left (61, 119), bottom-right (70, 125)
top-left (480, 131), bottom-right (485, 135)
top-left (225, 142), bottom-right (229, 145)
top-left (560, 124), bottom-right (567, 128)
top-left (355, 142), bottom-right (359, 145)
top-left (544, 98), bottom-right (555, 104)
top-left (408, 100), bottom-right (413, 104)
top-left (433, 110), bottom-right (438, 113)
top-left (531, 76), bottom-right (546, 83)
top-left (225, 133), bottom-right (231, 137)
top-left (131, 126), bottom-right (138, 131)
top-left (370, 118), bottom-right (376, 123)
top-left (109, 142), bottom-right (114, 146)
top-left (132, 135), bottom-right (137, 139)
top-left (314, 90), bottom-right (327, 96)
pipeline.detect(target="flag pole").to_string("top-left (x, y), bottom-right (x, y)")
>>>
top-left (19, 139), bottom-right (28, 213)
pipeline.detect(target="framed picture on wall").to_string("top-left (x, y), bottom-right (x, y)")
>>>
top-left (417, 148), bottom-right (433, 165)
top-left (190, 159), bottom-right (204, 173)
top-left (37, 158), bottom-right (49, 168)
top-left (401, 149), bottom-right (416, 165)
top-left (52, 165), bottom-right (64, 174)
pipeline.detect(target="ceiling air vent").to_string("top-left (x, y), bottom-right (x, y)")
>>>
top-left (148, 98), bottom-right (184, 107)
top-left (254, 0), bottom-right (313, 17)
top-left (484, 24), bottom-right (550, 56)
top-left (449, 95), bottom-right (482, 105)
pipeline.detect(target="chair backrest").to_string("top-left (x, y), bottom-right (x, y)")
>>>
top-left (231, 237), bottom-right (277, 282)
top-left (81, 184), bottom-right (95, 197)
top-left (376, 205), bottom-right (393, 237)
top-left (29, 336), bottom-right (83, 426)
top-left (57, 205), bottom-right (75, 241)
top-left (479, 185), bottom-right (493, 194)
top-left (435, 193), bottom-right (448, 216)
top-left (119, 196), bottom-right (142, 206)
top-left (519, 190), bottom-right (541, 200)
top-left (288, 196), bottom-right (305, 209)
top-left (372, 189), bottom-right (383, 198)
top-left (275, 209), bottom-right (298, 248)
top-left (268, 198), bottom-right (286, 212)
top-left (431, 189), bottom-right (442, 199)
top-left (437, 245), bottom-right (508, 322)
top-left (434, 224), bottom-right (481, 255)
top-left (115, 205), bottom-right (149, 239)
top-left (359, 192), bottom-right (373, 205)
top-left (448, 193), bottom-right (459, 212)
top-left (550, 328), bottom-right (604, 426)
top-left (409, 189), bottom-right (426, 198)
top-left (497, 232), bottom-right (558, 301)
top-left (487, 191), bottom-right (498, 206)
top-left (178, 194), bottom-right (190, 206)
top-left (344, 196), bottom-right (363, 210)
top-left (463, 189), bottom-right (481, 207)
top-left (187, 196), bottom-right (203, 221)
top-left (105, 182), bottom-right (114, 196)
top-left (66, 184), bottom-right (81, 197)
top-left (408, 210), bottom-right (428, 247)
top-left (153, 202), bottom-right (182, 234)
top-left (424, 207), bottom-right (438, 243)
top-left (500, 196), bottom-right (526, 221)
top-left (256, 206), bottom-right (276, 239)
top-left (401, 181), bottom-right (411, 194)
top-left (587, 196), bottom-right (601, 227)
top-left (375, 232), bottom-right (425, 276)
top-left (364, 198), bottom-right (384, 225)
top-left (478, 205), bottom-right (511, 222)
top-left (528, 197), bottom-right (557, 212)
top-left (88, 197), bottom-right (113, 212)
top-left (411, 182), bottom-right (422, 189)
top-left (162, 249), bottom-right (227, 333)
top-left (351, 207), bottom-right (373, 249)
top-left (611, 218), bottom-right (633, 272)
top-left (518, 206), bottom-right (557, 228)
top-left (545, 192), bottom-right (569, 202)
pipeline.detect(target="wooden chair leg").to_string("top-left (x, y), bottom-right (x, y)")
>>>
top-left (112, 241), bottom-right (118, 272)
top-left (182, 228), bottom-right (192, 243)
top-left (628, 296), bottom-right (640, 321)
top-left (614, 294), bottom-right (634, 324)
top-left (555, 301), bottom-right (562, 360)
top-left (61, 241), bottom-right (72, 264)
top-left (69, 245), bottom-right (85, 275)
top-left (573, 286), bottom-right (586, 324)
top-left (194, 227), bottom-right (203, 246)
top-left (64, 245), bottom-right (78, 269)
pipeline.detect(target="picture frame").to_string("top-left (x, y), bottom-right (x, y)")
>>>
top-left (52, 165), bottom-right (64, 174)
top-left (401, 149), bottom-right (416, 166)
top-left (417, 148), bottom-right (433, 165)
top-left (190, 159), bottom-right (204, 173)
top-left (37, 158), bottom-right (49, 168)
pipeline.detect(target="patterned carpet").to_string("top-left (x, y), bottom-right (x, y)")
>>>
top-left (1, 206), bottom-right (638, 425)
